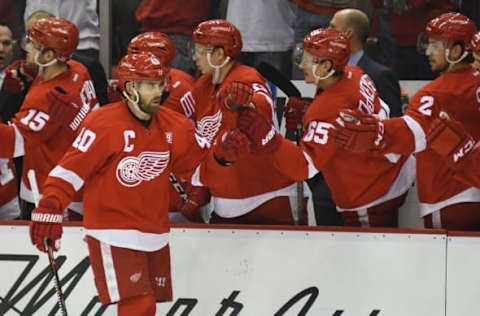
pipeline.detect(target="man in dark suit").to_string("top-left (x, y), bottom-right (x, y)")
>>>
top-left (330, 8), bottom-right (403, 117)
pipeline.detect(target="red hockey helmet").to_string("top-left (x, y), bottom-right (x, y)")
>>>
top-left (28, 17), bottom-right (79, 62)
top-left (117, 52), bottom-right (167, 83)
top-left (193, 19), bottom-right (242, 58)
top-left (426, 12), bottom-right (477, 51)
top-left (303, 28), bottom-right (350, 71)
top-left (128, 32), bottom-right (176, 67)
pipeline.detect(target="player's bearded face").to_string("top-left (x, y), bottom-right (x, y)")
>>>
top-left (426, 39), bottom-right (448, 73)
top-left (136, 80), bottom-right (166, 114)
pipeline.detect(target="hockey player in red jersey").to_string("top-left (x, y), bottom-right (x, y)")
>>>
top-left (190, 19), bottom-right (307, 225)
top-left (127, 32), bottom-right (196, 120)
top-left (0, 17), bottom-right (97, 219)
top-left (28, 51), bottom-right (240, 315)
top-left (333, 13), bottom-right (480, 230)
top-left (126, 32), bottom-right (210, 222)
top-left (234, 28), bottom-right (415, 227)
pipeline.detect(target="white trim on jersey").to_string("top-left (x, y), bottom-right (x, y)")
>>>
top-left (302, 150), bottom-right (319, 179)
top-left (419, 186), bottom-right (480, 217)
top-left (100, 242), bottom-right (121, 303)
top-left (49, 166), bottom-right (85, 191)
top-left (402, 115), bottom-right (426, 153)
top-left (179, 91), bottom-right (195, 118)
top-left (337, 154), bottom-right (416, 212)
top-left (190, 164), bottom-right (203, 187)
top-left (12, 124), bottom-right (25, 158)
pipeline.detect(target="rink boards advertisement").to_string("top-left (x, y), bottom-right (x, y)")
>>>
top-left (4, 225), bottom-right (480, 316)
top-left (0, 223), bottom-right (479, 315)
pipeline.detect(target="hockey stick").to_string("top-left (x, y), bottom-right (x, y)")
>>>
top-left (257, 62), bottom-right (306, 225)
top-left (169, 172), bottom-right (211, 223)
top-left (169, 172), bottom-right (188, 203)
top-left (27, 169), bottom-right (68, 316)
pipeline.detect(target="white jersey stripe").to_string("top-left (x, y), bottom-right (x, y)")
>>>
top-left (100, 242), bottom-right (120, 302)
top-left (302, 150), bottom-right (319, 179)
top-left (12, 124), bottom-right (25, 158)
top-left (49, 166), bottom-right (85, 191)
top-left (402, 115), bottom-right (426, 153)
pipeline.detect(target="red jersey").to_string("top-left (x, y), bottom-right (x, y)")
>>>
top-left (192, 62), bottom-right (297, 217)
top-left (41, 102), bottom-right (210, 251)
top-left (162, 68), bottom-right (196, 121)
top-left (0, 159), bottom-right (19, 219)
top-left (273, 66), bottom-right (415, 210)
top-left (0, 66), bottom-right (97, 207)
top-left (382, 66), bottom-right (480, 216)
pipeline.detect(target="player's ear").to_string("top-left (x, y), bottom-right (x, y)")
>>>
top-left (43, 49), bottom-right (57, 62)
top-left (318, 59), bottom-right (333, 75)
top-left (213, 46), bottom-right (226, 60)
top-left (124, 81), bottom-right (135, 95)
top-left (449, 42), bottom-right (464, 60)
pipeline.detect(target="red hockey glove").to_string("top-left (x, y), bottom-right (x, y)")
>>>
top-left (217, 81), bottom-right (253, 111)
top-left (3, 60), bottom-right (37, 93)
top-left (107, 79), bottom-right (123, 103)
top-left (47, 86), bottom-right (90, 131)
top-left (427, 112), bottom-right (477, 167)
top-left (29, 199), bottom-right (63, 253)
top-left (214, 129), bottom-right (251, 166)
top-left (238, 108), bottom-right (281, 153)
top-left (284, 97), bottom-right (311, 132)
top-left (175, 184), bottom-right (210, 222)
top-left (332, 108), bottom-right (385, 152)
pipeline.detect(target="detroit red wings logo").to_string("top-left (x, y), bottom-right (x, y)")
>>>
top-left (116, 151), bottom-right (170, 187)
top-left (195, 110), bottom-right (222, 143)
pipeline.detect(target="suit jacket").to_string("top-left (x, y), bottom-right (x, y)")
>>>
top-left (357, 53), bottom-right (403, 117)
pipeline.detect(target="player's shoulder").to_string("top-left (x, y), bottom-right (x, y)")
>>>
top-left (228, 62), bottom-right (265, 83)
top-left (157, 106), bottom-right (194, 130)
top-left (82, 101), bottom-right (126, 129)
top-left (169, 68), bottom-right (195, 87)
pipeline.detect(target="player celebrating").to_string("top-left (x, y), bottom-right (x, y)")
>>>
top-left (128, 32), bottom-right (196, 120)
top-left (190, 19), bottom-right (306, 225)
top-left (28, 51), bottom-right (232, 315)
top-left (0, 17), bottom-right (97, 219)
top-left (234, 28), bottom-right (415, 227)
top-left (333, 12), bottom-right (480, 230)
top-left (126, 32), bottom-right (210, 222)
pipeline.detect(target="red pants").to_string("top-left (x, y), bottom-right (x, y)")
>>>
top-left (86, 236), bottom-right (172, 312)
top-left (424, 202), bottom-right (480, 230)
top-left (341, 193), bottom-right (407, 227)
top-left (210, 196), bottom-right (308, 225)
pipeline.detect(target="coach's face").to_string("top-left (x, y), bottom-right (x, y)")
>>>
top-left (0, 25), bottom-right (14, 70)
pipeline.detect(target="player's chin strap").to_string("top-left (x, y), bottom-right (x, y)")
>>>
top-left (122, 84), bottom-right (151, 121)
top-left (34, 51), bottom-right (57, 75)
top-left (207, 53), bottom-right (230, 84)
top-left (445, 47), bottom-right (469, 68)
top-left (312, 64), bottom-right (335, 85)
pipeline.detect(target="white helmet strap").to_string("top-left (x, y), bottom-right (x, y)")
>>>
top-left (123, 82), bottom-right (151, 120)
top-left (207, 52), bottom-right (231, 84)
